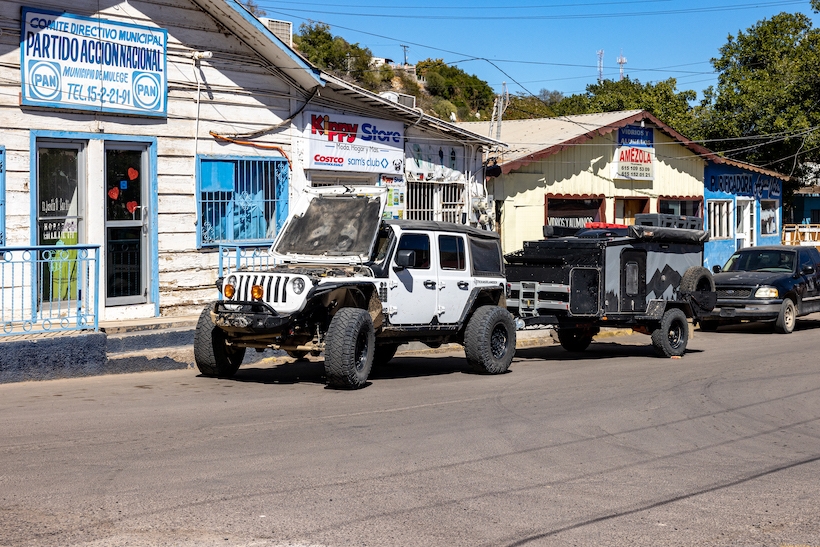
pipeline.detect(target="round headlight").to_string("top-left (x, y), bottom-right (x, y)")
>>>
top-left (292, 277), bottom-right (305, 295)
top-left (251, 284), bottom-right (264, 300)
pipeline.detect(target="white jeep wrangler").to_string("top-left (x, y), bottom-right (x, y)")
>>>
top-left (194, 186), bottom-right (515, 389)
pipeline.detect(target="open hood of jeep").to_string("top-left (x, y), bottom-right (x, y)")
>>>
top-left (271, 186), bottom-right (388, 262)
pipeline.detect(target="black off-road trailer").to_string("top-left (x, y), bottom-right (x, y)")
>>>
top-left (505, 219), bottom-right (716, 357)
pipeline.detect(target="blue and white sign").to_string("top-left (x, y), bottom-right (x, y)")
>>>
top-left (20, 8), bottom-right (167, 117)
top-left (303, 111), bottom-right (404, 173)
top-left (618, 126), bottom-right (654, 147)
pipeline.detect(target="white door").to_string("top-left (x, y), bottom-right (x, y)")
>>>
top-left (388, 232), bottom-right (438, 324)
top-left (436, 233), bottom-right (472, 324)
top-left (736, 198), bottom-right (755, 249)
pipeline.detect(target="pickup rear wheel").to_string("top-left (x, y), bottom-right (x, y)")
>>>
top-left (464, 306), bottom-right (516, 374)
top-left (557, 329), bottom-right (595, 352)
top-left (324, 308), bottom-right (375, 389)
top-left (651, 308), bottom-right (689, 358)
top-left (774, 298), bottom-right (796, 334)
top-left (194, 306), bottom-right (246, 377)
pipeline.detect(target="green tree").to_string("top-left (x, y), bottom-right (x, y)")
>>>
top-left (505, 89), bottom-right (564, 120)
top-left (417, 58), bottom-right (495, 119)
top-left (240, 0), bottom-right (266, 17)
top-left (551, 78), bottom-right (698, 136)
top-left (293, 22), bottom-right (380, 90)
top-left (694, 12), bottom-right (820, 180)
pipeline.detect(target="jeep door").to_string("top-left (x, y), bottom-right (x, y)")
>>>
top-left (436, 233), bottom-right (472, 324)
top-left (388, 232), bottom-right (438, 324)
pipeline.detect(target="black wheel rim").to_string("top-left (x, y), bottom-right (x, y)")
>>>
top-left (490, 324), bottom-right (508, 359)
top-left (354, 329), bottom-right (369, 371)
top-left (668, 321), bottom-right (684, 349)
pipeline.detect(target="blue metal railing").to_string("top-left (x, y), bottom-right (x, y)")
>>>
top-left (0, 245), bottom-right (100, 336)
top-left (218, 244), bottom-right (277, 279)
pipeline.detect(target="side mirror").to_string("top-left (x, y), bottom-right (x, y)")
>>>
top-left (712, 265), bottom-right (722, 274)
top-left (395, 249), bottom-right (416, 269)
top-left (802, 265), bottom-right (816, 275)
top-left (543, 225), bottom-right (555, 238)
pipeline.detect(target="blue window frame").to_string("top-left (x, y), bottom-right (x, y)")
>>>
top-left (197, 156), bottom-right (289, 247)
top-left (0, 145), bottom-right (5, 246)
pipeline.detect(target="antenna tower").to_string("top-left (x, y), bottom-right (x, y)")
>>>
top-left (597, 50), bottom-right (604, 82)
top-left (400, 44), bottom-right (409, 66)
top-left (617, 51), bottom-right (627, 80)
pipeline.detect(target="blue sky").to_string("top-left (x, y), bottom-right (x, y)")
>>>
top-left (257, 0), bottom-right (819, 100)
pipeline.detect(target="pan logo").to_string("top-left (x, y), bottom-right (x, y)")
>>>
top-left (28, 61), bottom-right (61, 101)
top-left (132, 72), bottom-right (162, 110)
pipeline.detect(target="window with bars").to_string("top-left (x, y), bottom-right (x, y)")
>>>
top-left (198, 157), bottom-right (289, 247)
top-left (406, 181), bottom-right (465, 223)
top-left (707, 200), bottom-right (733, 240)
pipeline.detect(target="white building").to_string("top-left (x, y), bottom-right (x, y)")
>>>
top-left (0, 0), bottom-right (498, 330)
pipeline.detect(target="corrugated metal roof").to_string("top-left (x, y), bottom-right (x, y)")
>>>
top-left (457, 110), bottom-right (791, 180)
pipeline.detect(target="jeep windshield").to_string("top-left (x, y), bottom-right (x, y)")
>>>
top-left (722, 249), bottom-right (796, 273)
top-left (274, 195), bottom-right (383, 256)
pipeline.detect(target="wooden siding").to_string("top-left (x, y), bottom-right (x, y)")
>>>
top-left (0, 0), bottom-right (298, 319)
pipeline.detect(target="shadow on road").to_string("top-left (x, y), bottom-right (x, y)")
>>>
top-left (698, 316), bottom-right (820, 334)
top-left (223, 353), bottom-right (476, 387)
top-left (515, 341), bottom-right (703, 361)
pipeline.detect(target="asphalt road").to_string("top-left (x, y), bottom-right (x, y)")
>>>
top-left (2, 318), bottom-right (820, 547)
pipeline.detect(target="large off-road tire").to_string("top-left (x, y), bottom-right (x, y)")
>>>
top-left (194, 306), bottom-right (246, 377)
top-left (774, 298), bottom-right (796, 334)
top-left (373, 343), bottom-right (400, 366)
top-left (651, 308), bottom-right (689, 358)
top-left (680, 266), bottom-right (715, 293)
top-left (286, 350), bottom-right (309, 360)
top-left (324, 308), bottom-right (375, 389)
top-left (698, 320), bottom-right (720, 332)
top-left (557, 329), bottom-right (595, 352)
top-left (464, 306), bottom-right (516, 374)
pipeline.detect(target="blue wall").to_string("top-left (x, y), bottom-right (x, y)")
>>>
top-left (703, 163), bottom-right (783, 269)
top-left (792, 195), bottom-right (820, 224)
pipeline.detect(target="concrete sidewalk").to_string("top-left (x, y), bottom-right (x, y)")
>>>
top-left (0, 315), bottom-right (633, 383)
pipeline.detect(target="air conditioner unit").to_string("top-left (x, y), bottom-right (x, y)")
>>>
top-left (261, 18), bottom-right (292, 48)
top-left (378, 91), bottom-right (416, 109)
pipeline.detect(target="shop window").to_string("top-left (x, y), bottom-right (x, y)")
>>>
top-left (707, 200), bottom-right (733, 240)
top-left (198, 157), bottom-right (289, 247)
top-left (760, 200), bottom-right (779, 236)
top-left (660, 199), bottom-right (701, 217)
top-left (546, 198), bottom-right (603, 228)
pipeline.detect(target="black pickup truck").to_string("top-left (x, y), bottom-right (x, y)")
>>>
top-left (505, 219), bottom-right (716, 357)
top-left (698, 245), bottom-right (820, 333)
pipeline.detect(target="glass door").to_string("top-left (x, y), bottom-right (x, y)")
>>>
top-left (36, 142), bottom-right (84, 304)
top-left (736, 198), bottom-right (755, 249)
top-left (105, 145), bottom-right (148, 306)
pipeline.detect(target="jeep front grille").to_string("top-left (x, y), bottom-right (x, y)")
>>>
top-left (234, 274), bottom-right (289, 304)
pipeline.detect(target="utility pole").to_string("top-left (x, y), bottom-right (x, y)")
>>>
top-left (597, 50), bottom-right (604, 82)
top-left (400, 44), bottom-right (409, 66)
top-left (488, 83), bottom-right (508, 141)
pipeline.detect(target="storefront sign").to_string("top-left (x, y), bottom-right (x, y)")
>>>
top-left (21, 8), bottom-right (167, 117)
top-left (405, 140), bottom-right (465, 182)
top-left (546, 198), bottom-right (602, 228)
top-left (708, 173), bottom-right (782, 199)
top-left (303, 112), bottom-right (404, 173)
top-left (612, 145), bottom-right (654, 181)
top-left (618, 126), bottom-right (653, 147)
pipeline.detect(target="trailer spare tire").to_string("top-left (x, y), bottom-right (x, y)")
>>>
top-left (680, 266), bottom-right (715, 293)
